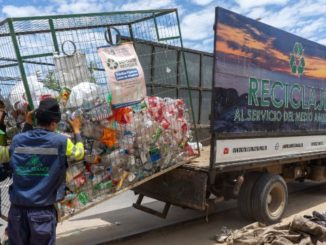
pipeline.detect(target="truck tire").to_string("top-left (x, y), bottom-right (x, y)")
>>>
top-left (252, 173), bottom-right (288, 224)
top-left (238, 172), bottom-right (262, 220)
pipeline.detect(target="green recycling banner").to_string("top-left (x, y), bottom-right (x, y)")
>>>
top-left (213, 7), bottom-right (326, 137)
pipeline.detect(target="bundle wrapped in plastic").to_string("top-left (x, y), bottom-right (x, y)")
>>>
top-left (63, 82), bottom-right (112, 122)
top-left (57, 95), bottom-right (194, 218)
top-left (66, 82), bottom-right (106, 108)
top-left (54, 51), bottom-right (91, 89)
top-left (6, 76), bottom-right (59, 133)
top-left (9, 76), bottom-right (59, 109)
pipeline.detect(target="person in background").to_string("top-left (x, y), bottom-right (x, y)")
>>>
top-left (0, 100), bottom-right (29, 245)
top-left (0, 101), bottom-right (9, 223)
top-left (5, 97), bottom-right (84, 245)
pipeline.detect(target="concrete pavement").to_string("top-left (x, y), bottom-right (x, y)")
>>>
top-left (56, 181), bottom-right (326, 245)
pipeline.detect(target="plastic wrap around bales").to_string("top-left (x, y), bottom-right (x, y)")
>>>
top-left (59, 96), bottom-right (193, 217)
top-left (9, 77), bottom-right (59, 109)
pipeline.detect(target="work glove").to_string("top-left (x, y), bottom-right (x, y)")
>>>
top-left (68, 118), bottom-right (81, 134)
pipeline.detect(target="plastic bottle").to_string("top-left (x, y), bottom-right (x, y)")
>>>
top-left (57, 120), bottom-right (69, 132)
top-left (127, 172), bottom-right (136, 183)
top-left (111, 167), bottom-right (123, 186)
top-left (143, 162), bottom-right (153, 176)
top-left (64, 193), bottom-right (77, 202)
top-left (135, 168), bottom-right (145, 180)
top-left (82, 123), bottom-right (103, 139)
top-left (73, 173), bottom-right (87, 188)
top-left (99, 180), bottom-right (113, 191)
top-left (70, 108), bottom-right (83, 120)
top-left (152, 127), bottom-right (163, 143)
top-left (120, 130), bottom-right (135, 152)
top-left (149, 146), bottom-right (161, 163)
top-left (59, 87), bottom-right (71, 106)
top-left (140, 150), bottom-right (149, 164)
top-left (116, 171), bottom-right (129, 190)
top-left (88, 103), bottom-right (112, 122)
top-left (162, 150), bottom-right (173, 168)
top-left (94, 180), bottom-right (112, 195)
top-left (77, 191), bottom-right (89, 206)
top-left (66, 163), bottom-right (84, 182)
top-left (101, 149), bottom-right (125, 165)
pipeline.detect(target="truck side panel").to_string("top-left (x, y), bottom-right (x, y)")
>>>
top-left (212, 7), bottom-right (326, 165)
top-left (133, 168), bottom-right (208, 211)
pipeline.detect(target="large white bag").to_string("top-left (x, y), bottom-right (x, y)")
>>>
top-left (54, 51), bottom-right (91, 89)
top-left (9, 76), bottom-right (58, 108)
top-left (66, 82), bottom-right (106, 108)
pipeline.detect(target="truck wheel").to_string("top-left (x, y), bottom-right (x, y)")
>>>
top-left (237, 172), bottom-right (262, 220)
top-left (252, 173), bottom-right (288, 224)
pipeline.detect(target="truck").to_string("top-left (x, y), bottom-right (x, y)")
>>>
top-left (0, 7), bottom-right (325, 226)
top-left (133, 7), bottom-right (326, 224)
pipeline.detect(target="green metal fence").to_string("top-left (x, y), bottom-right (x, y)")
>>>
top-left (1, 10), bottom-right (179, 100)
top-left (0, 9), bottom-right (211, 125)
top-left (0, 9), bottom-right (200, 219)
top-left (131, 40), bottom-right (213, 127)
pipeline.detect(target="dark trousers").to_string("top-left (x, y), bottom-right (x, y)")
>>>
top-left (8, 204), bottom-right (57, 245)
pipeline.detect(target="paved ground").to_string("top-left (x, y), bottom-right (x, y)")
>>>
top-left (53, 181), bottom-right (326, 245)
top-left (1, 181), bottom-right (325, 245)
top-left (107, 181), bottom-right (326, 245)
top-left (56, 191), bottom-right (234, 245)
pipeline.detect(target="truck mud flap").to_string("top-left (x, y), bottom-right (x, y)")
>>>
top-left (133, 168), bottom-right (208, 213)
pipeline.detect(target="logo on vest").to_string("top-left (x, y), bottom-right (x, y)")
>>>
top-left (16, 155), bottom-right (49, 176)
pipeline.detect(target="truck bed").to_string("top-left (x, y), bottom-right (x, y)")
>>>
top-left (185, 145), bottom-right (211, 171)
top-left (185, 144), bottom-right (326, 173)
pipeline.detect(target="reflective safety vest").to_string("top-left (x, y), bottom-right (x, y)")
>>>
top-left (9, 128), bottom-right (84, 207)
top-left (0, 146), bottom-right (9, 164)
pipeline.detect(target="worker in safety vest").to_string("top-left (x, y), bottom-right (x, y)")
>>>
top-left (4, 97), bottom-right (84, 245)
top-left (0, 100), bottom-right (10, 225)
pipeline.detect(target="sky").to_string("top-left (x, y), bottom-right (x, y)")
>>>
top-left (0, 0), bottom-right (325, 53)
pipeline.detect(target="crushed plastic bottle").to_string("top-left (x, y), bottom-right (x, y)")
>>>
top-left (101, 149), bottom-right (126, 165)
top-left (70, 108), bottom-right (83, 120)
top-left (86, 103), bottom-right (112, 121)
top-left (94, 180), bottom-right (112, 194)
top-left (120, 130), bottom-right (135, 152)
top-left (152, 127), bottom-right (163, 143)
top-left (82, 122), bottom-right (103, 139)
top-left (77, 191), bottom-right (89, 206)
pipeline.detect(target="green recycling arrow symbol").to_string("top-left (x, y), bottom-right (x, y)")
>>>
top-left (290, 42), bottom-right (305, 77)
